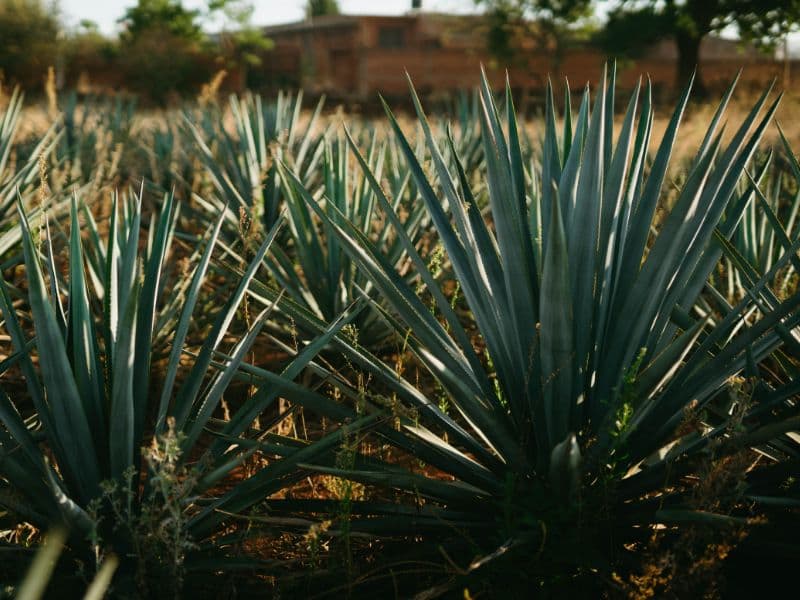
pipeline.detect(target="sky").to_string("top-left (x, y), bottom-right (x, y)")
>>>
top-left (58, 0), bottom-right (480, 34)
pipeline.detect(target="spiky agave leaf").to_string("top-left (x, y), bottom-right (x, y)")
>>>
top-left (269, 130), bottom-right (429, 347)
top-left (287, 68), bottom-right (800, 589)
top-left (7, 529), bottom-right (118, 600)
top-left (0, 189), bottom-right (375, 591)
top-left (0, 87), bottom-right (64, 258)
top-left (185, 90), bottom-right (327, 234)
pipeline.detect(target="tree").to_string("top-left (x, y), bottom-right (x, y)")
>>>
top-left (116, 1), bottom-right (272, 100)
top-left (118, 1), bottom-right (209, 102)
top-left (119, 0), bottom-right (203, 42)
top-left (306, 0), bottom-right (341, 18)
top-left (602, 0), bottom-right (800, 94)
top-left (0, 0), bottom-right (61, 89)
top-left (211, 0), bottom-right (273, 87)
top-left (62, 19), bottom-right (119, 92)
top-left (475, 1), bottom-right (593, 68)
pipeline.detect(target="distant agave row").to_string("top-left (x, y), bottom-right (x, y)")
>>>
top-left (0, 67), bottom-right (798, 597)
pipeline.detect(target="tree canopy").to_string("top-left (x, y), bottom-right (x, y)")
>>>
top-left (603, 0), bottom-right (800, 93)
top-left (214, 0), bottom-right (273, 73)
top-left (475, 0), bottom-right (594, 66)
top-left (477, 0), bottom-right (800, 93)
top-left (119, 0), bottom-right (204, 42)
top-left (306, 0), bottom-right (341, 18)
top-left (475, 0), bottom-right (593, 27)
top-left (0, 0), bottom-right (60, 88)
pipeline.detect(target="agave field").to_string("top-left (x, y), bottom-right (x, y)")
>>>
top-left (0, 66), bottom-right (799, 598)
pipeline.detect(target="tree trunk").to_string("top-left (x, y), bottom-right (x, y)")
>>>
top-left (675, 31), bottom-right (706, 97)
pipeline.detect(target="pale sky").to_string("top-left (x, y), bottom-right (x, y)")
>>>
top-left (58, 0), bottom-right (480, 34)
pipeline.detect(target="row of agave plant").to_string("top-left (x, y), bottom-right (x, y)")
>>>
top-left (0, 65), bottom-right (799, 597)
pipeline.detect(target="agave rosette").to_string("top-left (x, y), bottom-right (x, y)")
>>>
top-left (278, 67), bottom-right (800, 588)
top-left (0, 188), bottom-right (380, 593)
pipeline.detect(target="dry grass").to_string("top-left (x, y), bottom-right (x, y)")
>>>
top-left (10, 84), bottom-right (800, 151)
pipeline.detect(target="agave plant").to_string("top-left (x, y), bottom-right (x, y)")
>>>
top-left (0, 189), bottom-right (375, 594)
top-left (279, 68), bottom-right (800, 594)
top-left (442, 86), bottom-right (536, 187)
top-left (56, 91), bottom-right (136, 187)
top-left (718, 134), bottom-right (800, 302)
top-left (441, 88), bottom-right (484, 176)
top-left (186, 91), bottom-right (434, 349)
top-left (187, 90), bottom-right (327, 234)
top-left (262, 131), bottom-right (429, 347)
top-left (140, 121), bottom-right (195, 198)
top-left (0, 87), bottom-right (63, 258)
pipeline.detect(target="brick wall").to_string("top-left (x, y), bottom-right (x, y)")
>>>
top-left (259, 16), bottom-right (794, 102)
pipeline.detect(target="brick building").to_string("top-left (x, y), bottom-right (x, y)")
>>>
top-left (260, 13), bottom-right (496, 98)
top-left (258, 10), bottom-right (785, 100)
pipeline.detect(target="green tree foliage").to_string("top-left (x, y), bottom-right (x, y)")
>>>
top-left (213, 0), bottom-right (273, 78)
top-left (117, 1), bottom-right (212, 102)
top-left (478, 0), bottom-right (800, 93)
top-left (117, 31), bottom-right (212, 103)
top-left (117, 1), bottom-right (209, 102)
top-left (306, 0), bottom-right (341, 18)
top-left (0, 0), bottom-right (60, 89)
top-left (486, 3), bottom-right (518, 63)
top-left (475, 0), bottom-right (593, 30)
top-left (115, 0), bottom-right (271, 102)
top-left (602, 0), bottom-right (800, 94)
top-left (596, 4), bottom-right (669, 59)
top-left (475, 0), bottom-right (593, 66)
top-left (61, 20), bottom-right (119, 89)
top-left (119, 0), bottom-right (204, 42)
